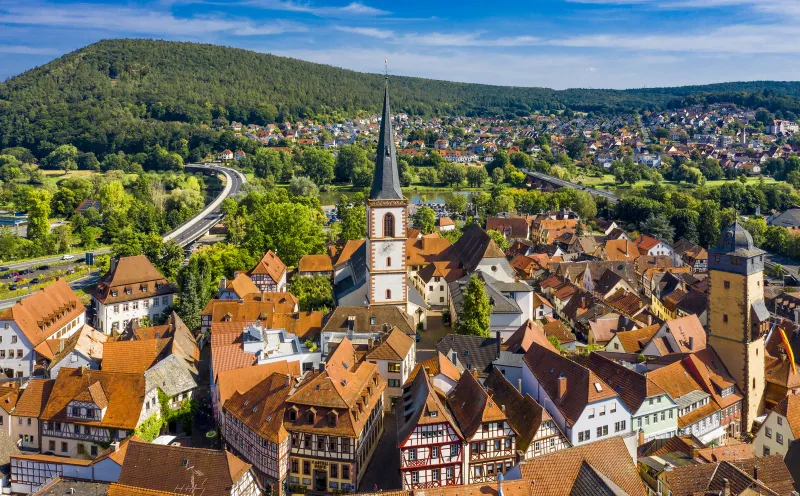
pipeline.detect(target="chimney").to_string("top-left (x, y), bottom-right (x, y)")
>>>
top-left (495, 331), bottom-right (502, 355)
top-left (109, 258), bottom-right (118, 275)
top-left (688, 336), bottom-right (694, 351)
top-left (368, 337), bottom-right (375, 349)
top-left (517, 378), bottom-right (522, 393)
top-left (637, 429), bottom-right (645, 446)
top-left (501, 404), bottom-right (506, 413)
top-left (723, 478), bottom-right (730, 496)
top-left (112, 441), bottom-right (120, 452)
top-left (557, 375), bottom-right (567, 399)
top-left (219, 277), bottom-right (227, 290)
top-left (753, 466), bottom-right (759, 481)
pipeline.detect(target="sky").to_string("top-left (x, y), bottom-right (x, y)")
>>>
top-left (2, 0), bottom-right (800, 89)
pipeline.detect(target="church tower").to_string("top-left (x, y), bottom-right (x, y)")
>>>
top-left (707, 221), bottom-right (770, 433)
top-left (366, 80), bottom-right (408, 306)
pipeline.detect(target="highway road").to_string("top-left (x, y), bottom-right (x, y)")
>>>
top-left (2, 162), bottom-right (246, 272)
top-left (0, 163), bottom-right (246, 308)
top-left (524, 170), bottom-right (621, 203)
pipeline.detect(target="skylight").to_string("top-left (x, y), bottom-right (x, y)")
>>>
top-left (594, 382), bottom-right (603, 392)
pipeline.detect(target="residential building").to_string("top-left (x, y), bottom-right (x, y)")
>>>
top-left (405, 352), bottom-right (462, 395)
top-left (223, 372), bottom-right (292, 494)
top-left (0, 279), bottom-right (85, 379)
top-left (640, 314), bottom-right (706, 358)
top-left (297, 254), bottom-right (334, 278)
top-left (116, 441), bottom-right (261, 496)
top-left (48, 325), bottom-right (107, 379)
top-left (200, 292), bottom-right (302, 334)
top-left (91, 255), bottom-right (176, 334)
top-left (752, 393), bottom-right (800, 458)
top-left (248, 251), bottom-right (288, 293)
top-left (217, 273), bottom-right (260, 300)
top-left (706, 221), bottom-right (769, 431)
top-left (446, 371), bottom-right (517, 483)
top-left (449, 272), bottom-right (533, 341)
top-left (285, 337), bottom-right (385, 492)
top-left (364, 327), bottom-right (416, 411)
top-left (12, 378), bottom-right (53, 451)
top-left (40, 368), bottom-right (153, 459)
top-left (436, 334), bottom-right (501, 378)
top-left (483, 369), bottom-right (569, 460)
top-left (584, 353), bottom-right (678, 442)
top-left (634, 235), bottom-right (673, 258)
top-left (604, 324), bottom-right (659, 354)
top-left (522, 342), bottom-right (631, 447)
top-left (452, 224), bottom-right (515, 282)
top-left (397, 370), bottom-right (464, 489)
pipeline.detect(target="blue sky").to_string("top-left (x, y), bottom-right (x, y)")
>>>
top-left (2, 0), bottom-right (800, 89)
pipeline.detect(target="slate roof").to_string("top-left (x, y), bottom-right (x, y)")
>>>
top-left (370, 83), bottom-right (403, 201)
top-left (446, 371), bottom-right (508, 439)
top-left (436, 334), bottom-right (500, 376)
top-left (452, 224), bottom-right (506, 273)
top-left (584, 353), bottom-right (666, 414)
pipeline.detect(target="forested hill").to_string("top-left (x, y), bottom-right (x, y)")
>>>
top-left (3, 38), bottom-right (800, 159)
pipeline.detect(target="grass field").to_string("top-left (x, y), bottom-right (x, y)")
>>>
top-left (572, 173), bottom-right (779, 192)
top-left (40, 170), bottom-right (139, 187)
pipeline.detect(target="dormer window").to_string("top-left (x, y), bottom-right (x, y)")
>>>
top-left (328, 412), bottom-right (338, 428)
top-left (111, 290), bottom-right (118, 297)
top-left (288, 406), bottom-right (298, 422)
top-left (124, 287), bottom-right (132, 295)
top-left (307, 411), bottom-right (315, 424)
top-left (430, 411), bottom-right (438, 417)
top-left (141, 285), bottom-right (148, 292)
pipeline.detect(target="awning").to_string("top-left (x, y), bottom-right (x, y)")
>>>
top-left (697, 426), bottom-right (727, 446)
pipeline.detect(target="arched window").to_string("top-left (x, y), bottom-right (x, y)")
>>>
top-left (383, 213), bottom-right (395, 237)
top-left (386, 257), bottom-right (392, 267)
top-left (386, 289), bottom-right (392, 300)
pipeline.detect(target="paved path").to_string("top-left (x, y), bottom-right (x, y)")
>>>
top-left (417, 312), bottom-right (450, 363)
top-left (358, 413), bottom-right (402, 493)
top-left (524, 169), bottom-right (620, 203)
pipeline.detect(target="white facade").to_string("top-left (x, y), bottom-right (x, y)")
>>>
top-left (0, 313), bottom-right (84, 378)
top-left (521, 366), bottom-right (632, 447)
top-left (367, 204), bottom-right (408, 306)
top-left (752, 408), bottom-right (796, 457)
top-left (399, 422), bottom-right (463, 489)
top-left (95, 294), bottom-right (173, 335)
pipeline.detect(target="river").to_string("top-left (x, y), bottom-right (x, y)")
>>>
top-left (318, 189), bottom-right (473, 207)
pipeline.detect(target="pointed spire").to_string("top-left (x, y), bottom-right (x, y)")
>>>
top-left (370, 79), bottom-right (403, 201)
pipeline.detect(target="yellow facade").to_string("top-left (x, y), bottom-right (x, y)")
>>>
top-left (707, 266), bottom-right (765, 432)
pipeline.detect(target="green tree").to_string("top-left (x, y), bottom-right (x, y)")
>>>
top-left (412, 206), bottom-right (436, 234)
top-left (290, 274), bottom-right (333, 311)
top-left (697, 200), bottom-right (721, 247)
top-left (445, 194), bottom-right (468, 217)
top-left (288, 176), bottom-right (319, 197)
top-left (243, 202), bottom-right (325, 265)
top-left (418, 168), bottom-right (438, 186)
top-left (455, 274), bottom-right (491, 337)
top-left (491, 168), bottom-right (505, 185)
top-left (466, 167), bottom-right (488, 187)
top-left (334, 145), bottom-right (371, 183)
top-left (340, 204), bottom-right (367, 241)
top-left (641, 214), bottom-right (675, 243)
top-left (440, 163), bottom-right (466, 187)
top-left (297, 148), bottom-right (334, 186)
top-left (487, 229), bottom-right (510, 251)
top-left (52, 224), bottom-right (73, 253)
top-left (45, 144), bottom-right (78, 175)
top-left (26, 189), bottom-right (53, 245)
top-left (569, 191), bottom-right (597, 220)
top-left (742, 217), bottom-right (767, 247)
top-left (563, 137), bottom-right (585, 160)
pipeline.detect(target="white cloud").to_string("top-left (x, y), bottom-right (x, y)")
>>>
top-left (0, 2), bottom-right (307, 37)
top-left (243, 0), bottom-right (388, 17)
top-left (396, 32), bottom-right (540, 47)
top-left (0, 45), bottom-right (59, 55)
top-left (335, 26), bottom-right (394, 38)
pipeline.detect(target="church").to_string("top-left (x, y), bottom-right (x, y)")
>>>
top-left (333, 81), bottom-right (426, 326)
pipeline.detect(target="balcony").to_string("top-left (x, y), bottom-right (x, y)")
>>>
top-left (402, 457), bottom-right (460, 469)
top-left (42, 428), bottom-right (111, 443)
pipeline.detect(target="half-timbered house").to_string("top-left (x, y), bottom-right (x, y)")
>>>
top-left (484, 369), bottom-right (569, 461)
top-left (285, 337), bottom-right (385, 493)
top-left (248, 251), bottom-right (287, 293)
top-left (446, 371), bottom-right (517, 484)
top-left (397, 369), bottom-right (464, 489)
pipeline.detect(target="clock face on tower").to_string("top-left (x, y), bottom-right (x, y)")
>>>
top-left (379, 243), bottom-right (393, 256)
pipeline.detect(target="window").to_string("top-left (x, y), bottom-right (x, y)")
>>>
top-left (330, 463), bottom-right (338, 478)
top-left (497, 421), bottom-right (504, 430)
top-left (578, 430), bottom-right (590, 442)
top-left (494, 440), bottom-right (501, 451)
top-left (386, 257), bottom-right (391, 267)
top-left (341, 465), bottom-right (350, 480)
top-left (317, 437), bottom-right (325, 450)
top-left (777, 416), bottom-right (783, 426)
top-left (329, 438), bottom-right (337, 451)
top-left (723, 314), bottom-right (728, 323)
top-left (615, 420), bottom-right (626, 432)
top-left (409, 448), bottom-right (417, 461)
top-left (388, 363), bottom-right (401, 373)
top-left (596, 425), bottom-right (608, 437)
top-left (91, 445), bottom-right (98, 457)
top-left (49, 440), bottom-right (55, 451)
top-left (383, 213), bottom-right (395, 237)
top-left (661, 411), bottom-right (665, 421)
top-left (162, 296), bottom-right (168, 305)
top-left (289, 410), bottom-right (297, 422)
top-left (430, 446), bottom-right (439, 458)
top-left (123, 304), bottom-right (129, 312)
top-left (303, 461), bottom-right (311, 475)
top-left (16, 349), bottom-right (22, 359)
top-left (307, 412), bottom-right (314, 424)
top-left (451, 444), bottom-right (459, 457)
top-left (153, 298), bottom-right (160, 307)
top-left (724, 281), bottom-right (730, 289)
top-left (599, 406), bottom-right (606, 416)
top-left (777, 433), bottom-right (784, 445)
top-left (588, 408), bottom-right (595, 419)
top-left (291, 459), bottom-right (298, 473)
top-left (446, 467), bottom-right (454, 480)
top-left (766, 427), bottom-right (772, 439)
top-left (113, 305), bottom-right (119, 313)
top-left (132, 302), bottom-right (139, 310)
top-left (411, 471), bottom-right (419, 484)
top-left (386, 289), bottom-right (392, 299)
top-left (10, 336), bottom-right (16, 344)
top-left (61, 442), bottom-right (68, 453)
top-left (763, 446), bottom-right (770, 456)
top-left (474, 466), bottom-right (482, 477)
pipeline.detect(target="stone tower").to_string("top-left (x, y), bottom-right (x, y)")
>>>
top-left (707, 221), bottom-right (770, 433)
top-left (366, 80), bottom-right (408, 306)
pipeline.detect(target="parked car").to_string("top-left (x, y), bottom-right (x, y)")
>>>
top-left (61, 254), bottom-right (75, 260)
top-left (12, 276), bottom-right (22, 283)
top-left (0, 266), bottom-right (9, 272)
top-left (30, 277), bottom-right (40, 284)
top-left (37, 265), bottom-right (50, 271)
top-left (8, 284), bottom-right (18, 290)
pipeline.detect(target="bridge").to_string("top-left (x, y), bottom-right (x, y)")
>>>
top-left (524, 170), bottom-right (620, 203)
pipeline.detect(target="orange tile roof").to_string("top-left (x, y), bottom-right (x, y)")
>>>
top-left (772, 394), bottom-right (800, 439)
top-left (612, 324), bottom-right (660, 353)
top-left (447, 371), bottom-right (508, 438)
top-left (542, 320), bottom-right (577, 345)
top-left (201, 293), bottom-right (299, 322)
top-left (604, 239), bottom-right (639, 262)
top-left (518, 435), bottom-right (646, 495)
top-left (334, 240), bottom-right (365, 267)
top-left (248, 250), bottom-right (286, 282)
top-left (405, 352), bottom-right (462, 386)
top-left (41, 368), bottom-right (145, 429)
top-left (523, 343), bottom-right (617, 426)
top-left (405, 236), bottom-right (456, 267)
top-left (504, 320), bottom-right (559, 354)
top-left (298, 254), bottom-right (333, 273)
top-left (15, 378), bottom-right (54, 418)
top-left (107, 484), bottom-right (181, 496)
top-left (0, 384), bottom-right (19, 414)
top-left (397, 368), bottom-right (463, 444)
top-left (0, 279), bottom-right (84, 348)
top-left (91, 255), bottom-right (175, 304)
top-left (417, 260), bottom-right (464, 283)
top-left (216, 360), bottom-right (301, 408)
top-left (224, 373), bottom-right (292, 443)
top-left (224, 273), bottom-right (259, 297)
top-left (102, 338), bottom-right (171, 374)
top-left (365, 327), bottom-right (415, 361)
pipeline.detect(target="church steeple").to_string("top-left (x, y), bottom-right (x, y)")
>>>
top-left (370, 80), bottom-right (403, 201)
